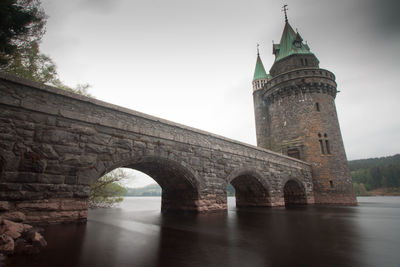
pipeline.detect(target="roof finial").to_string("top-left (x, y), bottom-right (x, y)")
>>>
top-left (257, 43), bottom-right (260, 55)
top-left (282, 4), bottom-right (288, 23)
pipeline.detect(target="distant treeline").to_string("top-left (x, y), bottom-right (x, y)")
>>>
top-left (125, 184), bottom-right (161, 196)
top-left (125, 183), bottom-right (236, 197)
top-left (349, 154), bottom-right (400, 195)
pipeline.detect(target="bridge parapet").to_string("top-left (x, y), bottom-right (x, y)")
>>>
top-left (0, 73), bottom-right (314, 224)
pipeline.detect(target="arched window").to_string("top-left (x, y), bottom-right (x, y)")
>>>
top-left (316, 102), bottom-right (320, 112)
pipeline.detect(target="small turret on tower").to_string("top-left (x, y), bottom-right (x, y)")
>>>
top-left (252, 44), bottom-right (272, 91)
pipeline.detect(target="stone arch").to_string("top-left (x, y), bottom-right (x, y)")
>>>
top-left (86, 155), bottom-right (202, 212)
top-left (283, 179), bottom-right (307, 206)
top-left (227, 168), bottom-right (271, 207)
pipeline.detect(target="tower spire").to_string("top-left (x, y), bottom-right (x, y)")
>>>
top-left (282, 4), bottom-right (288, 23)
top-left (257, 43), bottom-right (260, 55)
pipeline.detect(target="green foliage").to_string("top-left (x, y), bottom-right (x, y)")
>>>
top-left (0, 0), bottom-right (93, 97)
top-left (90, 169), bottom-right (128, 208)
top-left (353, 183), bottom-right (369, 196)
top-left (350, 154), bottom-right (400, 195)
top-left (4, 41), bottom-right (58, 84)
top-left (0, 0), bottom-right (46, 66)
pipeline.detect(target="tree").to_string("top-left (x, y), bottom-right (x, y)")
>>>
top-left (359, 183), bottom-right (368, 196)
top-left (89, 169), bottom-right (128, 208)
top-left (0, 0), bottom-right (46, 66)
top-left (0, 0), bottom-right (92, 97)
top-left (353, 183), bottom-right (360, 195)
top-left (4, 40), bottom-right (58, 83)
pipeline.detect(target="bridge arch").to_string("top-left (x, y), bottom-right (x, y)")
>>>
top-left (227, 168), bottom-right (272, 207)
top-left (283, 178), bottom-right (307, 206)
top-left (84, 155), bottom-right (202, 212)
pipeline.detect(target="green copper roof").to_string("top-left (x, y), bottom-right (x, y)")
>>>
top-left (273, 22), bottom-right (313, 62)
top-left (253, 53), bottom-right (271, 81)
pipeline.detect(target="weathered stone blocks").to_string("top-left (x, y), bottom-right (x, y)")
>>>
top-left (0, 73), bottom-right (316, 224)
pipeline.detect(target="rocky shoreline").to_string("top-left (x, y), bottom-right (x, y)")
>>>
top-left (0, 211), bottom-right (47, 256)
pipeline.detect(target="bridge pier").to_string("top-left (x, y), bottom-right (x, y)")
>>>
top-left (161, 192), bottom-right (227, 213)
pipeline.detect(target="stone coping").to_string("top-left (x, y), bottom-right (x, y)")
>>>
top-left (0, 72), bottom-right (310, 166)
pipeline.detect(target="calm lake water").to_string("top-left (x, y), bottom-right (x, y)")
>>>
top-left (3, 196), bottom-right (400, 267)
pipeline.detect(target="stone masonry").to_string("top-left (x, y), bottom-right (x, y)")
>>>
top-left (0, 73), bottom-right (314, 224)
top-left (252, 19), bottom-right (357, 205)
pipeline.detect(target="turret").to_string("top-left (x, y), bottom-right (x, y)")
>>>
top-left (252, 12), bottom-right (356, 205)
top-left (252, 46), bottom-right (272, 91)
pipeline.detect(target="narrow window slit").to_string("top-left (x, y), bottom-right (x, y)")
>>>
top-left (319, 140), bottom-right (325, 154)
top-left (325, 140), bottom-right (330, 154)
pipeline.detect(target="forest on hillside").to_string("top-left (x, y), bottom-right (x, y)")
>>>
top-left (349, 154), bottom-right (400, 195)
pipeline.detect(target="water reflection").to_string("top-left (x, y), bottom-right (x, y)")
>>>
top-left (3, 197), bottom-right (400, 267)
top-left (233, 206), bottom-right (362, 266)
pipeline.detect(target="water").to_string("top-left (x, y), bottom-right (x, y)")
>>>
top-left (3, 197), bottom-right (400, 267)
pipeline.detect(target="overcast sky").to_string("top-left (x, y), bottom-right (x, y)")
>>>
top-left (39, 0), bottom-right (400, 187)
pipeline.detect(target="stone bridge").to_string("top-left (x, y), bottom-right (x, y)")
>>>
top-left (0, 73), bottom-right (315, 224)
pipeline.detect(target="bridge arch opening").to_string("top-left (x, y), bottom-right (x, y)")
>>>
top-left (94, 157), bottom-right (201, 212)
top-left (283, 180), bottom-right (307, 206)
top-left (229, 173), bottom-right (271, 207)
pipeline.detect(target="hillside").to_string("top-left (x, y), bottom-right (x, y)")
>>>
top-left (349, 154), bottom-right (400, 196)
top-left (125, 184), bottom-right (161, 196)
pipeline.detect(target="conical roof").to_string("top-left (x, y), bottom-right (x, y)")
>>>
top-left (273, 21), bottom-right (313, 62)
top-left (253, 53), bottom-right (271, 81)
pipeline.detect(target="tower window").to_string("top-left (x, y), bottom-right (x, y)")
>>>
top-left (316, 102), bottom-right (320, 111)
top-left (318, 133), bottom-right (331, 155)
top-left (319, 140), bottom-right (325, 154)
top-left (329, 180), bottom-right (334, 188)
top-left (325, 140), bottom-right (331, 154)
top-left (300, 59), bottom-right (304, 66)
top-left (304, 58), bottom-right (308, 66)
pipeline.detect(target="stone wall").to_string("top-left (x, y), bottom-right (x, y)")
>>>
top-left (253, 60), bottom-right (356, 205)
top-left (0, 73), bottom-right (314, 224)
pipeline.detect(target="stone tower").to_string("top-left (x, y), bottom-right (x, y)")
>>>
top-left (252, 17), bottom-right (357, 205)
